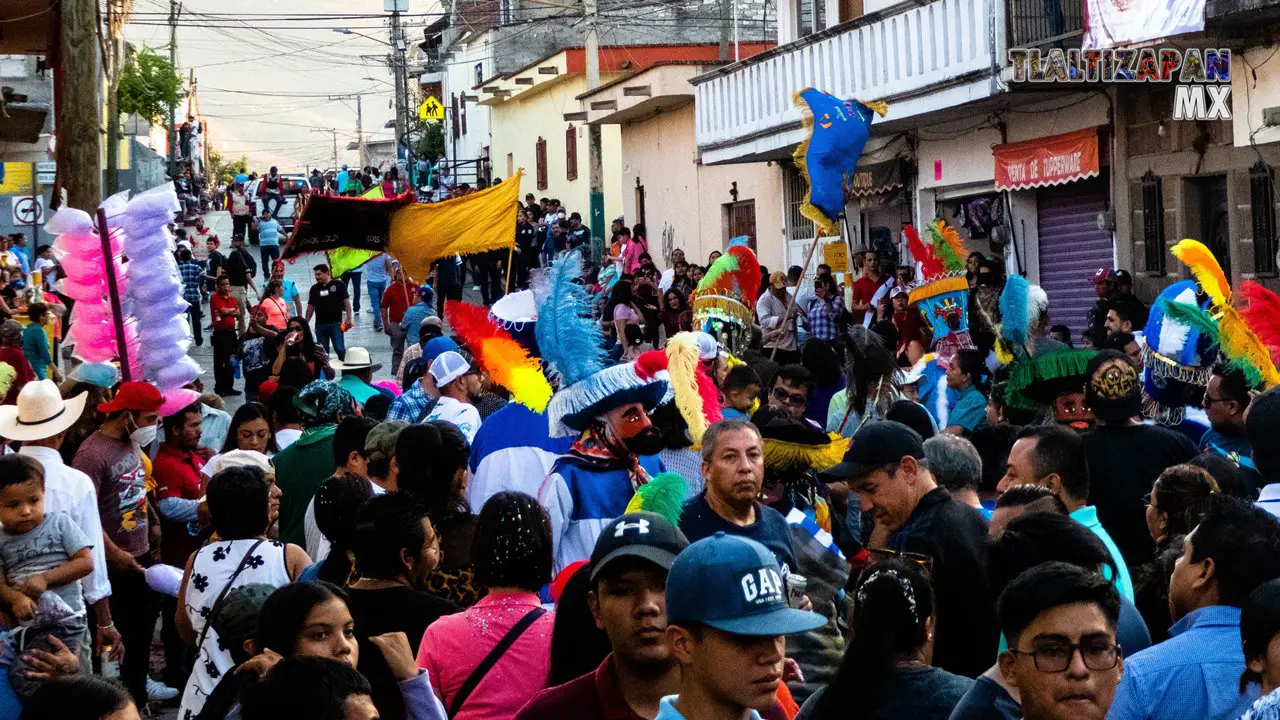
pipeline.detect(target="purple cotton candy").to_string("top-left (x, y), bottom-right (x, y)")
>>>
top-left (154, 357), bottom-right (201, 390)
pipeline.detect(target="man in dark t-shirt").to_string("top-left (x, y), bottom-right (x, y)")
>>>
top-left (222, 236), bottom-right (257, 333)
top-left (432, 257), bottom-right (462, 302)
top-left (305, 263), bottom-right (353, 360)
top-left (679, 420), bottom-right (798, 577)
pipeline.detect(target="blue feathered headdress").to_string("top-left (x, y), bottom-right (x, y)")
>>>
top-left (1142, 280), bottom-right (1216, 425)
top-left (533, 249), bottom-right (671, 436)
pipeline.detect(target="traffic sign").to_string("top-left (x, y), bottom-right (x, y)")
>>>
top-left (35, 161), bottom-right (55, 174)
top-left (35, 172), bottom-right (55, 185)
top-left (11, 196), bottom-right (44, 226)
top-left (419, 96), bottom-right (445, 121)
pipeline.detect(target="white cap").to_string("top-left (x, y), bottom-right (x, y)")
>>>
top-left (694, 332), bottom-right (718, 361)
top-left (429, 350), bottom-right (472, 387)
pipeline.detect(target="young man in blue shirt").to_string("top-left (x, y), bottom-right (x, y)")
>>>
top-left (255, 210), bottom-right (282, 270)
top-left (1106, 496), bottom-right (1280, 720)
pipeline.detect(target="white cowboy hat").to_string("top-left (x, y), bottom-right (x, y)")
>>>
top-left (329, 347), bottom-right (382, 373)
top-left (0, 380), bottom-right (88, 442)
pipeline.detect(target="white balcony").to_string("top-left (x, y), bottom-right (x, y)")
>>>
top-left (693, 0), bottom-right (1005, 165)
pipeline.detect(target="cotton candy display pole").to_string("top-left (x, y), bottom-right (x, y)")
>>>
top-left (121, 184), bottom-right (201, 392)
top-left (46, 206), bottom-right (133, 367)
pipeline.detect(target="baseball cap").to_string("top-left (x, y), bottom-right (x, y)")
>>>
top-left (824, 421), bottom-right (925, 480)
top-left (423, 336), bottom-right (460, 363)
top-left (98, 381), bottom-right (164, 414)
top-left (365, 421), bottom-right (408, 465)
top-left (429, 350), bottom-right (472, 387)
top-left (419, 285), bottom-right (435, 302)
top-left (590, 512), bottom-right (690, 583)
top-left (666, 533), bottom-right (825, 636)
top-left (1112, 269), bottom-right (1133, 286)
top-left (889, 286), bottom-right (908, 299)
top-left (1091, 268), bottom-right (1116, 285)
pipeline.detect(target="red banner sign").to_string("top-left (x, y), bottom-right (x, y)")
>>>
top-left (993, 127), bottom-right (1101, 191)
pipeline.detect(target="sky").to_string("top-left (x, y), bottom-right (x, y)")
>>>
top-left (123, 0), bottom-right (441, 172)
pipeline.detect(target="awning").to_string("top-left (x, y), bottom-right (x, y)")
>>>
top-left (993, 127), bottom-right (1101, 191)
top-left (847, 158), bottom-right (905, 197)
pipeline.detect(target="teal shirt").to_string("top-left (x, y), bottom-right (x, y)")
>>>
top-left (947, 385), bottom-right (988, 433)
top-left (1070, 505), bottom-right (1135, 602)
top-left (258, 219), bottom-right (281, 247)
top-left (337, 373), bottom-right (380, 406)
top-left (21, 323), bottom-right (50, 380)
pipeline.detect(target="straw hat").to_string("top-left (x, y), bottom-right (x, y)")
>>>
top-left (0, 380), bottom-right (88, 442)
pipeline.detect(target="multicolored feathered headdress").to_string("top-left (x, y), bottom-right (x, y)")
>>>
top-left (1005, 348), bottom-right (1097, 410)
top-left (533, 249), bottom-right (671, 436)
top-left (991, 275), bottom-right (1050, 364)
top-left (904, 221), bottom-right (971, 344)
top-left (1142, 280), bottom-right (1216, 425)
top-left (691, 244), bottom-right (761, 352)
top-left (1162, 240), bottom-right (1280, 389)
top-left (446, 299), bottom-right (553, 413)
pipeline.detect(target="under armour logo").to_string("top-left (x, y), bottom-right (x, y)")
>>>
top-left (614, 518), bottom-right (651, 537)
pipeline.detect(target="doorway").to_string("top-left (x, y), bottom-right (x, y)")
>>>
top-left (1186, 176), bottom-right (1231, 278)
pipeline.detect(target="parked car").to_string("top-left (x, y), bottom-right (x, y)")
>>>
top-left (246, 174), bottom-right (309, 231)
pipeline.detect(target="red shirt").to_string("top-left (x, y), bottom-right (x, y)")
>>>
top-left (851, 275), bottom-right (885, 306)
top-left (514, 656), bottom-right (789, 720)
top-left (210, 292), bottom-right (239, 330)
top-left (152, 442), bottom-right (206, 502)
top-left (381, 281), bottom-right (420, 324)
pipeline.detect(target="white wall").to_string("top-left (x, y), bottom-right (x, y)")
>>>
top-left (442, 34), bottom-right (495, 164)
top-left (1233, 45), bottom-right (1280, 148)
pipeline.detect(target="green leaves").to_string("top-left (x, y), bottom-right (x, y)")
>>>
top-left (117, 45), bottom-right (185, 124)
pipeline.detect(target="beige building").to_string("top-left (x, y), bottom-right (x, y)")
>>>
top-left (580, 62), bottom-right (784, 270)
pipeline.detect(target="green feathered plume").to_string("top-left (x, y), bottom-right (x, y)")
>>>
top-left (1156, 297), bottom-right (1264, 386)
top-left (1005, 348), bottom-right (1097, 409)
top-left (624, 472), bottom-right (688, 526)
top-left (697, 253), bottom-right (740, 292)
top-left (927, 220), bottom-right (965, 273)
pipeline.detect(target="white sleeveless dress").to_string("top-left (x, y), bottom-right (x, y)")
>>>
top-left (178, 538), bottom-right (291, 720)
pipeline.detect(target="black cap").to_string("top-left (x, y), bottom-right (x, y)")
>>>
top-left (825, 421), bottom-right (925, 480)
top-left (1113, 269), bottom-right (1133, 285)
top-left (590, 512), bottom-right (689, 583)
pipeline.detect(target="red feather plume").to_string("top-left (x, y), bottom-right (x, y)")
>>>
top-left (904, 224), bottom-right (944, 281)
top-left (1239, 281), bottom-right (1280, 361)
top-left (728, 245), bottom-right (761, 301)
top-left (695, 364), bottom-right (722, 424)
top-left (445, 300), bottom-right (498, 354)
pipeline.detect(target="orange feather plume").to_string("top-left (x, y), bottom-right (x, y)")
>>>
top-left (446, 300), bottom-right (553, 412)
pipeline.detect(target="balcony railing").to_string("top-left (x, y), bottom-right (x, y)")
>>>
top-left (693, 0), bottom-right (1003, 164)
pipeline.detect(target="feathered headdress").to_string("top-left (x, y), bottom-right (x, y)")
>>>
top-left (1170, 240), bottom-right (1280, 388)
top-left (446, 300), bottom-right (553, 412)
top-left (1005, 348), bottom-right (1097, 409)
top-left (1142, 281), bottom-right (1216, 425)
top-left (665, 332), bottom-right (723, 447)
top-left (905, 219), bottom-right (971, 306)
top-left (691, 244), bottom-right (762, 352)
top-left (535, 253), bottom-right (672, 436)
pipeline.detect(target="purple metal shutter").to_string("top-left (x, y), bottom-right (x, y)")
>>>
top-left (1036, 177), bottom-right (1113, 336)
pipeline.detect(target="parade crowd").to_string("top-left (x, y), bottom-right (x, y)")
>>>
top-left (9, 192), bottom-right (1280, 720)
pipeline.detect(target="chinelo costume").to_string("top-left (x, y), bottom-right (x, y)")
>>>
top-left (534, 250), bottom-right (674, 574)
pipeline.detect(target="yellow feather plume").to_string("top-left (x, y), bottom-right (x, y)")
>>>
top-left (666, 333), bottom-right (708, 445)
top-left (1172, 239), bottom-right (1231, 307)
top-left (1220, 306), bottom-right (1280, 388)
top-left (762, 433), bottom-right (851, 472)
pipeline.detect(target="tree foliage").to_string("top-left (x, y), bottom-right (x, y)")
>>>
top-left (117, 44), bottom-right (186, 124)
top-left (208, 149), bottom-right (248, 187)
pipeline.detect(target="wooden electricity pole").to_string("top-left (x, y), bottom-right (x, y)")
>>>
top-left (59, 0), bottom-right (103, 211)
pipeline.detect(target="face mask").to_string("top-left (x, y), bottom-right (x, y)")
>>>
top-left (131, 423), bottom-right (159, 449)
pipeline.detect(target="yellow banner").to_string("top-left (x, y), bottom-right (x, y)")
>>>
top-left (387, 171), bottom-right (522, 282)
top-left (0, 164), bottom-right (33, 195)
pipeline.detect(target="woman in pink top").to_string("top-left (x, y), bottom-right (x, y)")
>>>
top-left (416, 492), bottom-right (556, 720)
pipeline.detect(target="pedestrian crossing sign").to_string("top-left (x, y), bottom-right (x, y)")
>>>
top-left (419, 96), bottom-right (445, 121)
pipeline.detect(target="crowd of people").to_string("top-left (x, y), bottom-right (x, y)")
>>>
top-left (13, 199), bottom-right (1280, 720)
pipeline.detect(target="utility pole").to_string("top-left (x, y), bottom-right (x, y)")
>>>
top-left (719, 0), bottom-right (730, 61)
top-left (59, 0), bottom-right (102, 211)
top-left (167, 0), bottom-right (180, 175)
top-left (585, 0), bottom-right (604, 266)
top-left (390, 9), bottom-right (409, 182)
top-left (357, 95), bottom-right (366, 170)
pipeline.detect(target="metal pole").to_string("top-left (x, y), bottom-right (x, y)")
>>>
top-left (391, 11), bottom-right (408, 177)
top-left (29, 163), bottom-right (39, 259)
top-left (332, 130), bottom-right (338, 170)
top-left (96, 208), bottom-right (131, 381)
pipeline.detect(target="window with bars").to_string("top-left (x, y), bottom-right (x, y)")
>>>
top-left (475, 63), bottom-right (484, 88)
top-left (1141, 171), bottom-right (1165, 274)
top-left (536, 137), bottom-right (548, 191)
top-left (566, 125), bottom-right (578, 181)
top-left (1252, 161), bottom-right (1278, 276)
top-left (784, 164), bottom-right (816, 241)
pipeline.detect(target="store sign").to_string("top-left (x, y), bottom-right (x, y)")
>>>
top-left (993, 127), bottom-right (1101, 191)
top-left (847, 159), bottom-right (904, 198)
top-left (823, 241), bottom-right (849, 273)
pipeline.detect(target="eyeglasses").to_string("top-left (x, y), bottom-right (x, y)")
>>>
top-left (868, 547), bottom-right (934, 573)
top-left (771, 387), bottom-right (808, 407)
top-left (1008, 641), bottom-right (1121, 673)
